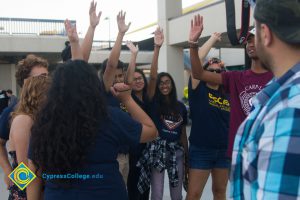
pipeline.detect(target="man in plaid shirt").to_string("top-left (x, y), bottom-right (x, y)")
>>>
top-left (231, 0), bottom-right (300, 199)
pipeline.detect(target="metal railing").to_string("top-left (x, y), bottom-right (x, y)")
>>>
top-left (0, 17), bottom-right (76, 36)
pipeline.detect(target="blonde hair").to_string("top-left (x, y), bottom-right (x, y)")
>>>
top-left (12, 75), bottom-right (51, 121)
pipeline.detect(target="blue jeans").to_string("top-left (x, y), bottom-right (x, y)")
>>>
top-left (150, 150), bottom-right (184, 200)
top-left (189, 145), bottom-right (230, 169)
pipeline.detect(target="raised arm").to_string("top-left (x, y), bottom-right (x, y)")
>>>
top-left (111, 83), bottom-right (158, 142)
top-left (103, 11), bottom-right (131, 92)
top-left (190, 32), bottom-right (222, 89)
top-left (64, 19), bottom-right (83, 60)
top-left (189, 15), bottom-right (222, 85)
top-left (125, 41), bottom-right (139, 85)
top-left (147, 26), bottom-right (164, 100)
top-left (198, 32), bottom-right (221, 63)
top-left (81, 0), bottom-right (102, 62)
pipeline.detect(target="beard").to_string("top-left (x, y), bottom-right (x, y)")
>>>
top-left (255, 32), bottom-right (273, 71)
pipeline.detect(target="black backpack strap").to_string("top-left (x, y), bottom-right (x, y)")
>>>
top-left (225, 0), bottom-right (251, 46)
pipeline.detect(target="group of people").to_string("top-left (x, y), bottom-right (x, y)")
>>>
top-left (0, 0), bottom-right (299, 199)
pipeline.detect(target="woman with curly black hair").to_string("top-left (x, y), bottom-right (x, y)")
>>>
top-left (26, 18), bottom-right (157, 200)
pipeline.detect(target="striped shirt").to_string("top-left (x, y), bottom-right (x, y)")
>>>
top-left (231, 62), bottom-right (300, 199)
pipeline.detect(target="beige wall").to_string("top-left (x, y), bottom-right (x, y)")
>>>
top-left (0, 64), bottom-right (16, 95)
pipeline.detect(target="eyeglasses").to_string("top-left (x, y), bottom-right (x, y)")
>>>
top-left (133, 76), bottom-right (144, 82)
top-left (159, 80), bottom-right (171, 87)
top-left (206, 68), bottom-right (225, 73)
top-left (209, 58), bottom-right (222, 65)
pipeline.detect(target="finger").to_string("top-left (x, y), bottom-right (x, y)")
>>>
top-left (110, 86), bottom-right (118, 96)
top-left (200, 15), bottom-right (203, 27)
top-left (98, 11), bottom-right (102, 19)
top-left (127, 22), bottom-right (131, 29)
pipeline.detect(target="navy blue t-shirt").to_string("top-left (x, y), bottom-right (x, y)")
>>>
top-left (28, 107), bottom-right (142, 200)
top-left (0, 90), bottom-right (8, 115)
top-left (104, 92), bottom-right (129, 154)
top-left (188, 79), bottom-right (230, 149)
top-left (0, 103), bottom-right (17, 140)
top-left (130, 93), bottom-right (150, 156)
top-left (149, 99), bottom-right (187, 142)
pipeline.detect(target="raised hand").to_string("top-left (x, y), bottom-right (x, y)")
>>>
top-left (64, 19), bottom-right (79, 43)
top-left (110, 82), bottom-right (132, 102)
top-left (211, 32), bottom-right (222, 42)
top-left (189, 14), bottom-right (204, 42)
top-left (89, 0), bottom-right (102, 28)
top-left (154, 27), bottom-right (164, 47)
top-left (117, 10), bottom-right (131, 34)
top-left (126, 41), bottom-right (139, 55)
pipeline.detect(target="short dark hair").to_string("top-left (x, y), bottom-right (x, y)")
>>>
top-left (100, 59), bottom-right (125, 76)
top-left (15, 54), bottom-right (49, 87)
top-left (6, 89), bottom-right (12, 94)
top-left (254, 0), bottom-right (300, 45)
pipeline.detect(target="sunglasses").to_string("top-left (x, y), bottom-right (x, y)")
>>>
top-left (206, 68), bottom-right (225, 73)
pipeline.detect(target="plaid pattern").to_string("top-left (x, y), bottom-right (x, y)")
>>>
top-left (136, 137), bottom-right (183, 194)
top-left (231, 62), bottom-right (300, 200)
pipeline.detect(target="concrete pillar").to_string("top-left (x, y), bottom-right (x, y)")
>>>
top-left (157, 0), bottom-right (185, 100)
top-left (0, 64), bottom-right (12, 91)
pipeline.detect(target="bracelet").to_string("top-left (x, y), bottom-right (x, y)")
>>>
top-left (154, 44), bottom-right (162, 48)
top-left (188, 40), bottom-right (199, 49)
top-left (188, 40), bottom-right (198, 44)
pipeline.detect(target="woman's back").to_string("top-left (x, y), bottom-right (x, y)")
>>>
top-left (39, 107), bottom-right (142, 200)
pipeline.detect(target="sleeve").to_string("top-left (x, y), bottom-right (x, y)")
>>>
top-left (0, 106), bottom-right (13, 140)
top-left (179, 102), bottom-right (188, 126)
top-left (256, 107), bottom-right (300, 199)
top-left (221, 71), bottom-right (233, 94)
top-left (110, 108), bottom-right (143, 147)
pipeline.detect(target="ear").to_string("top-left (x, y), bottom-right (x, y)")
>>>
top-left (261, 24), bottom-right (273, 47)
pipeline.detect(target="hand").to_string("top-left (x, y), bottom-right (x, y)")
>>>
top-left (64, 19), bottom-right (79, 43)
top-left (154, 26), bottom-right (164, 47)
top-left (117, 10), bottom-right (131, 34)
top-left (189, 14), bottom-right (204, 42)
top-left (110, 82), bottom-right (132, 102)
top-left (211, 32), bottom-right (221, 42)
top-left (4, 175), bottom-right (11, 190)
top-left (126, 41), bottom-right (139, 55)
top-left (89, 0), bottom-right (102, 28)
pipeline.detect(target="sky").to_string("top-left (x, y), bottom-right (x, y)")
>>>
top-left (0, 0), bottom-right (202, 41)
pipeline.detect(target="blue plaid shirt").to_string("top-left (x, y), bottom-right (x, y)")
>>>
top-left (231, 62), bottom-right (300, 200)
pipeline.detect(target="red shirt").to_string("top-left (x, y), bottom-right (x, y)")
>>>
top-left (222, 70), bottom-right (273, 158)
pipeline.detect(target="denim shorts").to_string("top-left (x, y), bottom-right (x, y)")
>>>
top-left (189, 145), bottom-right (230, 169)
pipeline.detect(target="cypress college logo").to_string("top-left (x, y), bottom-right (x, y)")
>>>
top-left (8, 162), bottom-right (36, 190)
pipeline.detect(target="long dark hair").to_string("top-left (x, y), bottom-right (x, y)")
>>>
top-left (154, 72), bottom-right (180, 116)
top-left (132, 69), bottom-right (148, 99)
top-left (30, 60), bottom-right (107, 177)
